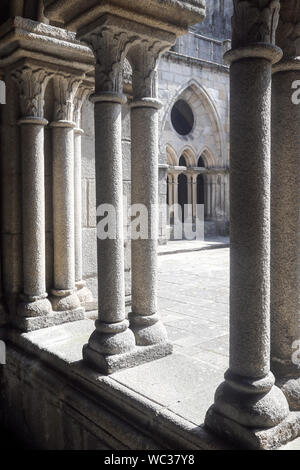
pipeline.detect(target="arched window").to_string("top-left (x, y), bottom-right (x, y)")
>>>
top-left (179, 155), bottom-right (187, 167)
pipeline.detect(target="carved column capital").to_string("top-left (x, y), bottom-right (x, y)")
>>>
top-left (128, 38), bottom-right (172, 101)
top-left (73, 85), bottom-right (92, 129)
top-left (276, 19), bottom-right (300, 58)
top-left (84, 25), bottom-right (139, 95)
top-left (53, 74), bottom-right (82, 124)
top-left (225, 0), bottom-right (282, 64)
top-left (11, 65), bottom-right (52, 119)
top-left (232, 0), bottom-right (280, 47)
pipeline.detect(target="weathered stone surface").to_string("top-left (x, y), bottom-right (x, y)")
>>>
top-left (206, 406), bottom-right (300, 450)
top-left (271, 6), bottom-right (300, 410)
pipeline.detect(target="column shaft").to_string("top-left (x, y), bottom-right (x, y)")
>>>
top-left (271, 69), bottom-right (300, 409)
top-left (21, 121), bottom-right (48, 299)
top-left (51, 122), bottom-right (81, 312)
top-left (95, 101), bottom-right (126, 322)
top-left (205, 14), bottom-right (290, 438)
top-left (229, 59), bottom-right (272, 377)
top-left (74, 129), bottom-right (83, 285)
top-left (192, 175), bottom-right (197, 220)
top-left (206, 175), bottom-right (211, 218)
top-left (130, 103), bottom-right (168, 345)
top-left (83, 95), bottom-right (135, 372)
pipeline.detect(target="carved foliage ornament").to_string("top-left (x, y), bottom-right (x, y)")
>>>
top-left (129, 39), bottom-right (171, 99)
top-left (11, 66), bottom-right (52, 118)
top-left (53, 75), bottom-right (82, 122)
top-left (73, 86), bottom-right (91, 128)
top-left (232, 0), bottom-right (280, 48)
top-left (86, 26), bottom-right (139, 93)
top-left (276, 18), bottom-right (300, 58)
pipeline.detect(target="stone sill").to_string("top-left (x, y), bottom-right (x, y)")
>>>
top-left (5, 320), bottom-right (232, 450)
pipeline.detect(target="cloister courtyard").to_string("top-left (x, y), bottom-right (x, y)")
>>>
top-left (2, 0), bottom-right (300, 451)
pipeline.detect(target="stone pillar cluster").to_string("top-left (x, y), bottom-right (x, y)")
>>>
top-left (1, 62), bottom-right (95, 331)
top-left (81, 23), bottom-right (173, 374)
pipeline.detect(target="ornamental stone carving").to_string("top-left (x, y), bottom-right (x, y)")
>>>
top-left (231, 0), bottom-right (280, 48)
top-left (84, 26), bottom-right (139, 93)
top-left (53, 74), bottom-right (82, 123)
top-left (276, 0), bottom-right (300, 59)
top-left (128, 39), bottom-right (172, 99)
top-left (73, 85), bottom-right (91, 128)
top-left (11, 65), bottom-right (52, 118)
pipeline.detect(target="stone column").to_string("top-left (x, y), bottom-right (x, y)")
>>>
top-left (11, 65), bottom-right (52, 329)
top-left (271, 8), bottom-right (300, 410)
top-left (206, 174), bottom-right (212, 218)
top-left (50, 74), bottom-right (83, 317)
top-left (192, 174), bottom-right (198, 220)
top-left (187, 173), bottom-right (193, 208)
top-left (205, 0), bottom-right (290, 449)
top-left (73, 85), bottom-right (94, 309)
top-left (211, 174), bottom-right (216, 218)
top-left (167, 174), bottom-right (173, 208)
top-left (167, 174), bottom-right (174, 224)
top-left (128, 39), bottom-right (171, 352)
top-left (173, 173), bottom-right (179, 222)
top-left (81, 25), bottom-right (136, 373)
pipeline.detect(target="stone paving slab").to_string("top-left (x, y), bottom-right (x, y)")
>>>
top-left (113, 249), bottom-right (230, 426)
top-left (158, 238), bottom-right (229, 256)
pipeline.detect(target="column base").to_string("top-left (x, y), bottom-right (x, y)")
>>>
top-left (277, 377), bottom-right (300, 412)
top-left (18, 295), bottom-right (52, 318)
top-left (272, 360), bottom-right (300, 411)
top-left (12, 307), bottom-right (85, 332)
top-left (51, 288), bottom-right (81, 312)
top-left (205, 405), bottom-right (300, 450)
top-left (211, 376), bottom-right (289, 429)
top-left (83, 341), bottom-right (173, 375)
top-left (129, 312), bottom-right (169, 346)
top-left (75, 281), bottom-right (95, 311)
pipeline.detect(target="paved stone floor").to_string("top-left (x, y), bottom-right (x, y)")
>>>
top-left (113, 248), bottom-right (229, 426)
top-left (158, 237), bottom-right (229, 256)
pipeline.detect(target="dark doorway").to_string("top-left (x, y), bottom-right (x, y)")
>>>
top-left (166, 176), bottom-right (169, 205)
top-left (197, 174), bottom-right (205, 205)
top-left (178, 173), bottom-right (188, 221)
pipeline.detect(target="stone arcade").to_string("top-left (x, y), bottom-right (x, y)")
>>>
top-left (0, 0), bottom-right (300, 451)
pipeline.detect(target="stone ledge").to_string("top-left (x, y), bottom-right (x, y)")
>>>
top-left (83, 341), bottom-right (173, 375)
top-left (12, 307), bottom-right (85, 332)
top-left (5, 320), bottom-right (232, 449)
top-left (5, 320), bottom-right (299, 449)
